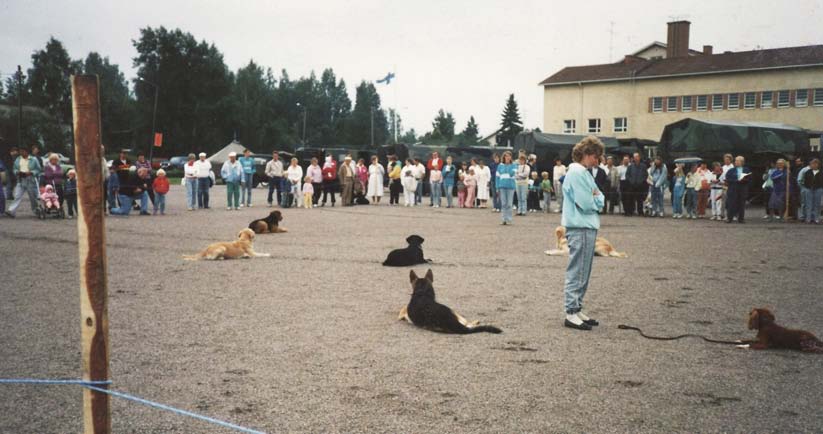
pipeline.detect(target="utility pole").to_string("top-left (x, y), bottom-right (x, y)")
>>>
top-left (136, 78), bottom-right (159, 163)
top-left (17, 65), bottom-right (23, 147)
top-left (296, 102), bottom-right (307, 145)
top-left (370, 107), bottom-right (375, 148)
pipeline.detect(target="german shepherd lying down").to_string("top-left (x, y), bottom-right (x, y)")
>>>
top-left (248, 210), bottom-right (287, 234)
top-left (544, 226), bottom-right (628, 258)
top-left (398, 269), bottom-right (502, 334)
top-left (382, 235), bottom-right (431, 266)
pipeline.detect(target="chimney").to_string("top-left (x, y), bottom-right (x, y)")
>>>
top-left (703, 45), bottom-right (713, 55)
top-left (666, 21), bottom-right (691, 58)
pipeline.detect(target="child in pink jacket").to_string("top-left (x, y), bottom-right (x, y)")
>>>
top-left (464, 168), bottom-right (477, 208)
top-left (40, 184), bottom-right (60, 209)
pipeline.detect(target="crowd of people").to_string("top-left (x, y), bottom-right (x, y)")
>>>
top-left (2, 144), bottom-right (822, 224)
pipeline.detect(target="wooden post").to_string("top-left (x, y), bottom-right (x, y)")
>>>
top-left (71, 75), bottom-right (111, 434)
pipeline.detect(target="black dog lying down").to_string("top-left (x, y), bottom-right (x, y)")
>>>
top-left (398, 269), bottom-right (502, 334)
top-left (382, 235), bottom-right (431, 266)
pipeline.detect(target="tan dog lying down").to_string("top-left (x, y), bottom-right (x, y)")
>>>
top-left (183, 228), bottom-right (271, 260)
top-left (544, 226), bottom-right (627, 258)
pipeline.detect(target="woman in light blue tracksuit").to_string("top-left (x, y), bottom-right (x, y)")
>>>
top-left (495, 151), bottom-right (517, 224)
top-left (560, 136), bottom-right (605, 331)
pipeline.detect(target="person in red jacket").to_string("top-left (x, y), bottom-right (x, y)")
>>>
top-left (152, 169), bottom-right (170, 215)
top-left (321, 154), bottom-right (338, 206)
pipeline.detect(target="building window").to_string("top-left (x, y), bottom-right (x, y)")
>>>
top-left (562, 119), bottom-right (576, 134)
top-left (761, 91), bottom-right (773, 108)
top-left (712, 94), bottom-right (724, 110)
top-left (587, 118), bottom-right (601, 134)
top-left (727, 93), bottom-right (739, 110)
top-left (744, 92), bottom-right (756, 109)
top-left (667, 96), bottom-right (678, 112)
top-left (696, 95), bottom-right (708, 111)
top-left (613, 117), bottom-right (628, 133)
top-left (814, 89), bottom-right (823, 106)
top-left (652, 97), bottom-right (663, 113)
top-left (777, 90), bottom-right (790, 108)
top-left (682, 96), bottom-right (692, 112)
top-left (796, 89), bottom-right (809, 107)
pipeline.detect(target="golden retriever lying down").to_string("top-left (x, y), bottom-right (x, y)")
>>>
top-left (544, 226), bottom-right (628, 258)
top-left (183, 228), bottom-right (271, 261)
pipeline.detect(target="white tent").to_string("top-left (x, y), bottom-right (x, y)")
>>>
top-left (207, 141), bottom-right (252, 166)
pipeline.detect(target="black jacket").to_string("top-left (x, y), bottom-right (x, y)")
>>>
top-left (625, 162), bottom-right (648, 186)
top-left (803, 169), bottom-right (823, 190)
top-left (592, 167), bottom-right (609, 192)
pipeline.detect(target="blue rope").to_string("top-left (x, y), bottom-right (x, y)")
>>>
top-left (0, 378), bottom-right (112, 386)
top-left (0, 378), bottom-right (266, 434)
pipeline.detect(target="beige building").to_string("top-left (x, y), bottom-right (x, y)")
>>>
top-left (540, 21), bottom-right (823, 150)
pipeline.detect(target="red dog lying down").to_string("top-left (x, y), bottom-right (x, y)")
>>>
top-left (738, 308), bottom-right (822, 353)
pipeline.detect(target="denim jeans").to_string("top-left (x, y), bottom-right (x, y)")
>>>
top-left (491, 181), bottom-right (501, 210)
top-left (154, 193), bottom-right (166, 214)
top-left (672, 185), bottom-right (684, 215)
top-left (499, 188), bottom-right (514, 223)
top-left (430, 181), bottom-right (442, 206)
top-left (226, 181), bottom-right (240, 208)
top-left (7, 177), bottom-right (39, 215)
top-left (241, 172), bottom-right (253, 205)
top-left (685, 189), bottom-right (697, 216)
top-left (542, 190), bottom-right (551, 212)
top-left (267, 176), bottom-right (283, 205)
top-left (111, 194), bottom-right (138, 215)
top-left (415, 181), bottom-right (423, 204)
top-left (807, 189), bottom-right (822, 223)
top-left (798, 186), bottom-right (809, 220)
top-left (651, 186), bottom-right (664, 215)
top-left (197, 177), bottom-right (210, 208)
top-left (515, 184), bottom-right (528, 214)
top-left (443, 182), bottom-right (454, 207)
top-left (185, 178), bottom-right (197, 209)
top-left (563, 227), bottom-right (597, 314)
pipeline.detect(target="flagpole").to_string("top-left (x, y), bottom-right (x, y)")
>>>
top-left (393, 65), bottom-right (398, 143)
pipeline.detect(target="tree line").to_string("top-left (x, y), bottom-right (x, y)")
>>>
top-left (1, 27), bottom-right (526, 158)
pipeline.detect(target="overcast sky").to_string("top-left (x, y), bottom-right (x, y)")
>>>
top-left (1, 0), bottom-right (821, 139)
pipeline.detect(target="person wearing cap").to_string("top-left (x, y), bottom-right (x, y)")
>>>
top-left (239, 149), bottom-right (255, 207)
top-left (183, 153), bottom-right (198, 210)
top-left (114, 149), bottom-right (131, 186)
top-left (194, 152), bottom-right (212, 209)
top-left (338, 155), bottom-right (355, 206)
top-left (221, 151), bottom-right (244, 210)
top-left (110, 166), bottom-right (144, 216)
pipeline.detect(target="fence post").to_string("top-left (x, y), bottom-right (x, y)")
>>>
top-left (71, 74), bottom-right (111, 434)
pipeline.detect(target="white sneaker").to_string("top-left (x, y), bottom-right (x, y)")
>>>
top-left (227, 207), bottom-right (232, 210)
top-left (248, 204), bottom-right (253, 208)
top-left (240, 204), bottom-right (245, 208)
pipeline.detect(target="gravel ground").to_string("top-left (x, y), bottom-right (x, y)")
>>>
top-left (1, 185), bottom-right (822, 433)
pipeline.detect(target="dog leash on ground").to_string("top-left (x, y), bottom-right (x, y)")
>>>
top-left (617, 324), bottom-right (742, 345)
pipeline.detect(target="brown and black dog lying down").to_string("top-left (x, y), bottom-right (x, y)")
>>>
top-left (183, 228), bottom-right (271, 261)
top-left (544, 226), bottom-right (628, 258)
top-left (248, 210), bottom-right (287, 234)
top-left (398, 269), bottom-right (502, 334)
top-left (737, 308), bottom-right (822, 353)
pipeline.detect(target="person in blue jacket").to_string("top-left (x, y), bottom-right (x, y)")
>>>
top-left (495, 151), bottom-right (517, 225)
top-left (725, 155), bottom-right (752, 224)
top-left (239, 149), bottom-right (256, 207)
top-left (561, 136), bottom-right (605, 331)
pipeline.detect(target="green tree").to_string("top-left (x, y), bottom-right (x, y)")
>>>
top-left (346, 81), bottom-right (388, 148)
top-left (132, 26), bottom-right (234, 156)
top-left (317, 68), bottom-right (351, 146)
top-left (399, 128), bottom-right (417, 144)
top-left (2, 69), bottom-right (30, 105)
top-left (386, 108), bottom-right (403, 144)
top-left (232, 60), bottom-right (279, 149)
top-left (27, 37), bottom-right (81, 150)
top-left (431, 109), bottom-right (455, 141)
top-left (497, 94), bottom-right (523, 147)
top-left (460, 115), bottom-right (480, 146)
top-left (82, 52), bottom-right (135, 149)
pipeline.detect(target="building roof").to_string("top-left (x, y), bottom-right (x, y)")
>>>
top-left (540, 45), bottom-right (823, 86)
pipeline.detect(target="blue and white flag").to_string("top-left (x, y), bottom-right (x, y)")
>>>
top-left (376, 72), bottom-right (395, 85)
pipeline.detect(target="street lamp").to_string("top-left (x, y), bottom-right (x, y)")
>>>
top-left (137, 78), bottom-right (159, 162)
top-left (296, 102), bottom-right (307, 145)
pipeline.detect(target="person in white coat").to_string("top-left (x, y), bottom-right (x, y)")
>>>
top-left (194, 152), bottom-right (212, 209)
top-left (401, 158), bottom-right (418, 207)
top-left (367, 156), bottom-right (385, 204)
top-left (475, 159), bottom-right (491, 208)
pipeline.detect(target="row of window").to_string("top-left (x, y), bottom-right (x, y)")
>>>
top-left (651, 89), bottom-right (823, 113)
top-left (563, 117), bottom-right (627, 135)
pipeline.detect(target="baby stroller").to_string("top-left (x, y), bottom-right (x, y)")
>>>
top-left (36, 182), bottom-right (65, 219)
